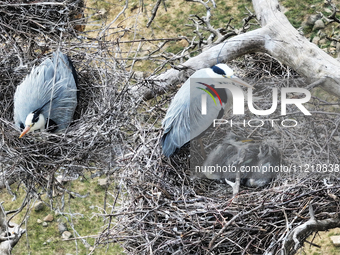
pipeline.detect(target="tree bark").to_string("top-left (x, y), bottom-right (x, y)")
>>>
top-left (281, 205), bottom-right (340, 255)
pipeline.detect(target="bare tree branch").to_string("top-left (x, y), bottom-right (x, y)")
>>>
top-left (0, 203), bottom-right (25, 255)
top-left (282, 204), bottom-right (340, 255)
top-left (147, 0), bottom-right (166, 28)
top-left (98, 0), bottom-right (129, 38)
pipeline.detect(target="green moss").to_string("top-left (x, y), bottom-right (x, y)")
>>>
top-left (4, 173), bottom-right (125, 255)
top-left (282, 0), bottom-right (324, 28)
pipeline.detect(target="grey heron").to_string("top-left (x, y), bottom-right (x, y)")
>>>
top-left (161, 64), bottom-right (252, 157)
top-left (14, 51), bottom-right (78, 138)
top-left (202, 133), bottom-right (280, 195)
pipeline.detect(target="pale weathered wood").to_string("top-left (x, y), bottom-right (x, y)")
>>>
top-left (134, 0), bottom-right (340, 99)
top-left (132, 28), bottom-right (267, 99)
top-left (0, 205), bottom-right (25, 255)
top-left (252, 0), bottom-right (340, 97)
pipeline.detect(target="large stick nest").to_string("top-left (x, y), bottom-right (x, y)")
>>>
top-left (97, 54), bottom-right (340, 254)
top-left (0, 42), bottom-right (132, 196)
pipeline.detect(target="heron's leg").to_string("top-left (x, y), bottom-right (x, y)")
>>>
top-left (224, 171), bottom-right (240, 199)
top-left (235, 171), bottom-right (240, 196)
top-left (198, 138), bottom-right (206, 158)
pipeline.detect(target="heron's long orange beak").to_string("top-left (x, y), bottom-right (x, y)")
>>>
top-left (19, 126), bottom-right (31, 138)
top-left (230, 76), bottom-right (253, 88)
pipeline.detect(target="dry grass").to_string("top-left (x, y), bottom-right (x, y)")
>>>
top-left (302, 228), bottom-right (340, 255)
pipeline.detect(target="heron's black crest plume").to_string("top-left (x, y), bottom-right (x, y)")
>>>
top-left (211, 65), bottom-right (226, 75)
top-left (31, 97), bottom-right (57, 123)
top-left (45, 118), bottom-right (58, 132)
top-left (32, 111), bottom-right (40, 123)
top-left (216, 40), bottom-right (229, 64)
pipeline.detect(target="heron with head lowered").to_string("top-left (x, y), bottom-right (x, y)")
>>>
top-left (14, 51), bottom-right (78, 138)
top-left (161, 63), bottom-right (252, 157)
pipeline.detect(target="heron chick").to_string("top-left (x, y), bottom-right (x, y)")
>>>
top-left (202, 133), bottom-right (280, 193)
top-left (161, 64), bottom-right (252, 157)
top-left (14, 51), bottom-right (78, 138)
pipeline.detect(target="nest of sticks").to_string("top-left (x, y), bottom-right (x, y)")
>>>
top-left (0, 0), bottom-right (85, 44)
top-left (0, 40), bottom-right (133, 197)
top-left (98, 54), bottom-right (340, 254)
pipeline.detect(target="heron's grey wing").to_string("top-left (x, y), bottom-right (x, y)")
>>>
top-left (162, 75), bottom-right (225, 157)
top-left (14, 58), bottom-right (54, 128)
top-left (41, 52), bottom-right (77, 130)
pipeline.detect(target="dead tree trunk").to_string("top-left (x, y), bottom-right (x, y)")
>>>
top-left (0, 205), bottom-right (25, 255)
top-left (135, 0), bottom-right (340, 100)
top-left (252, 0), bottom-right (340, 97)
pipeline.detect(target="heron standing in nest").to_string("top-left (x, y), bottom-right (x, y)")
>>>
top-left (201, 133), bottom-right (280, 196)
top-left (14, 51), bottom-right (78, 138)
top-left (161, 64), bottom-right (252, 157)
